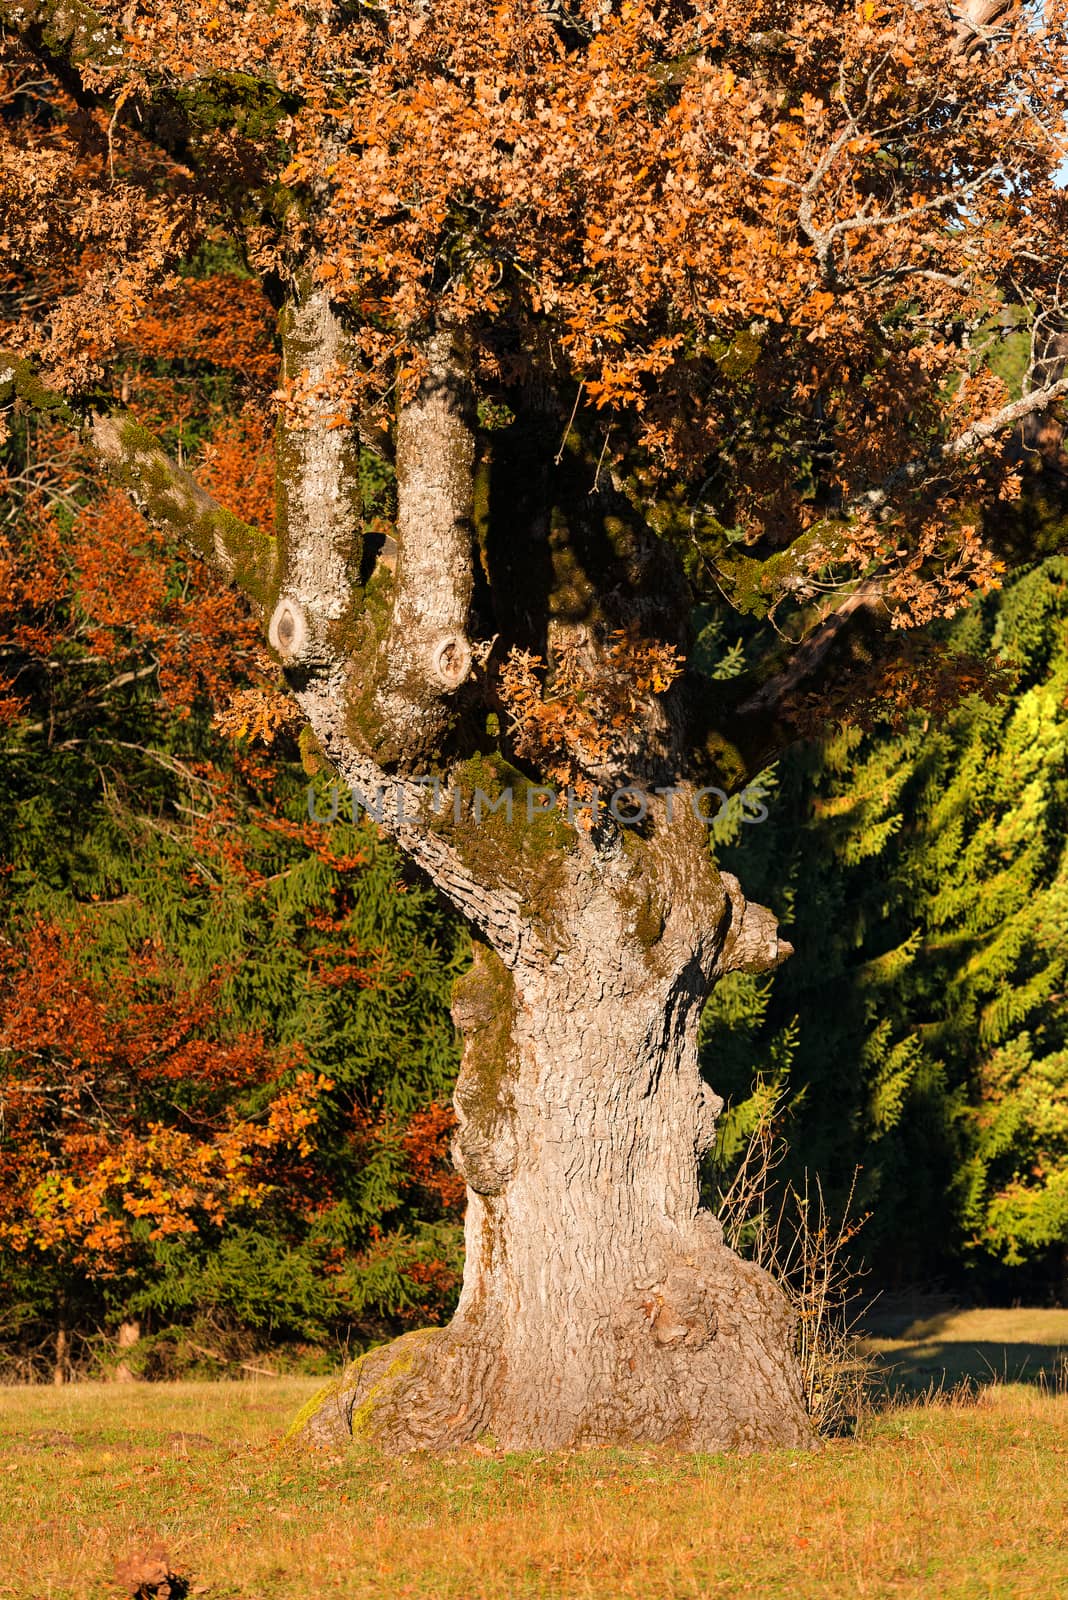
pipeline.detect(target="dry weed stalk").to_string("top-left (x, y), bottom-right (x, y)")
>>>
top-left (717, 1100), bottom-right (874, 1435)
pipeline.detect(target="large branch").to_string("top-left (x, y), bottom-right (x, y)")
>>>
top-left (0, 352), bottom-right (276, 604)
top-left (299, 672), bottom-right (536, 968)
top-left (267, 293), bottom-right (478, 767)
top-left (369, 327), bottom-right (477, 764)
top-left (855, 374), bottom-right (1068, 514)
top-left (735, 579), bottom-right (884, 717)
top-left (1, 347), bottom-right (533, 963)
top-left (267, 285), bottom-right (364, 665)
top-left (256, 291), bottom-right (535, 951)
top-left (721, 375), bottom-right (1068, 709)
top-left (89, 411), bottom-right (279, 607)
top-left (722, 373), bottom-right (1068, 612)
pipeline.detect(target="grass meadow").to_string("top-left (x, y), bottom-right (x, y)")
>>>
top-left (3, 1310), bottom-right (1067, 1600)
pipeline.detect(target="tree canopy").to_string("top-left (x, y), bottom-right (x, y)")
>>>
top-left (4, 0), bottom-right (1068, 663)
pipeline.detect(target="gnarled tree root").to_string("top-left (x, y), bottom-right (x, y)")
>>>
top-left (294, 1244), bottom-right (815, 1455)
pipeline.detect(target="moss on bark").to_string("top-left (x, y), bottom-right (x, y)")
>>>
top-left (0, 354), bottom-right (77, 420)
top-left (718, 520), bottom-right (849, 615)
top-left (107, 416), bottom-right (276, 608)
top-left (426, 752), bottom-right (574, 943)
top-left (451, 943), bottom-right (518, 1126)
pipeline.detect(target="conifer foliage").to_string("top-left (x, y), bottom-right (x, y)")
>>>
top-left (706, 557), bottom-right (1068, 1298)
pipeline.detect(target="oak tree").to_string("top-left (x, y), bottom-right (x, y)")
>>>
top-left (3, 0), bottom-right (1067, 1449)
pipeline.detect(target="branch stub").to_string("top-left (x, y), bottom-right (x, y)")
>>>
top-left (269, 597), bottom-right (308, 661)
top-left (431, 632), bottom-right (472, 692)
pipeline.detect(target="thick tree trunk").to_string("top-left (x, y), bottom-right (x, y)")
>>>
top-left (301, 812), bottom-right (812, 1454)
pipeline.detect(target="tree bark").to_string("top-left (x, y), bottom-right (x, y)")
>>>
top-left (300, 804), bottom-right (812, 1453)
top-left (256, 297), bottom-right (813, 1455)
top-left (53, 1312), bottom-right (68, 1387)
top-left (370, 326), bottom-right (476, 763)
top-left (113, 1319), bottom-right (141, 1383)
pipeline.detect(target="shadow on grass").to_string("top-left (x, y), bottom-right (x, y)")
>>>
top-left (866, 1339), bottom-right (1068, 1399)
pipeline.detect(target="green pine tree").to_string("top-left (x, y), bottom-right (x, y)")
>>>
top-left (704, 557), bottom-right (1068, 1300)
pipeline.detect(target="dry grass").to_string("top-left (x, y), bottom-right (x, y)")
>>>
top-left (3, 1373), bottom-right (1067, 1599)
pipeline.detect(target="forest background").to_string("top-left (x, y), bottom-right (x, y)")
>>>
top-left (1, 246), bottom-right (1066, 1384)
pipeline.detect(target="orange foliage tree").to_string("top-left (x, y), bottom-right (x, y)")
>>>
top-left (0, 257), bottom-right (466, 1380)
top-left (0, 922), bottom-right (328, 1270)
top-left (2, 0), bottom-right (1067, 1448)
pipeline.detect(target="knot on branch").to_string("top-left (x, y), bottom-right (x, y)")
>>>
top-left (268, 596), bottom-right (309, 662)
top-left (718, 872), bottom-right (793, 976)
top-left (430, 631), bottom-right (472, 692)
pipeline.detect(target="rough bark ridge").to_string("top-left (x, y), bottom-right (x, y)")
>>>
top-left (300, 806), bottom-right (811, 1454)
